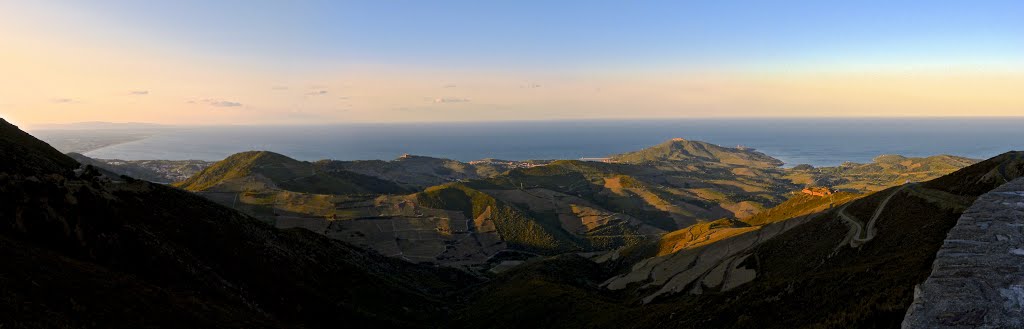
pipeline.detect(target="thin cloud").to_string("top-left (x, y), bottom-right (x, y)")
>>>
top-left (209, 100), bottom-right (242, 107)
top-left (129, 90), bottom-right (149, 95)
top-left (433, 97), bottom-right (471, 103)
top-left (306, 90), bottom-right (328, 96)
top-left (271, 86), bottom-right (289, 90)
top-left (191, 98), bottom-right (243, 107)
top-left (52, 98), bottom-right (74, 103)
top-left (443, 84), bottom-right (457, 88)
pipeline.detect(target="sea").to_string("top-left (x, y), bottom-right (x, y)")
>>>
top-left (78, 118), bottom-right (1024, 167)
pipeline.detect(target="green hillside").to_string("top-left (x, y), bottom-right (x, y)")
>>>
top-left (175, 151), bottom-right (406, 194)
top-left (786, 154), bottom-right (978, 192)
top-left (417, 183), bottom-right (573, 253)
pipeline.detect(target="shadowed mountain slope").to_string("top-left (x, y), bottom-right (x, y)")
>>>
top-left (0, 119), bottom-right (79, 176)
top-left (0, 118), bottom-right (476, 328)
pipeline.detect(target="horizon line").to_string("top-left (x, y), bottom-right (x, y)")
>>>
top-left (21, 115), bottom-right (1024, 130)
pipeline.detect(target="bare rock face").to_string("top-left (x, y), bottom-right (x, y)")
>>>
top-left (903, 177), bottom-right (1024, 328)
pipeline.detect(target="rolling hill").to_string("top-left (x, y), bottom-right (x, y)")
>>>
top-left (175, 150), bottom-right (408, 195)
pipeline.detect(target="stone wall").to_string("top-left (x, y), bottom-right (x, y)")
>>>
top-left (902, 177), bottom-right (1024, 328)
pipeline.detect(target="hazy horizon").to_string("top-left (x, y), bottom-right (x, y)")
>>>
top-left (25, 118), bottom-right (1023, 169)
top-left (3, 1), bottom-right (1023, 126)
top-left (19, 115), bottom-right (1024, 131)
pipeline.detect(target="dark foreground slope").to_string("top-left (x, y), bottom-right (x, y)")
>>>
top-left (455, 151), bottom-right (1024, 329)
top-left (0, 118), bottom-right (476, 329)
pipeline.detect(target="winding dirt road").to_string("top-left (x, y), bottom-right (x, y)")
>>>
top-left (838, 183), bottom-right (909, 247)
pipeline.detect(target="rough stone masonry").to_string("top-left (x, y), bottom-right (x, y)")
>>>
top-left (903, 177), bottom-right (1024, 329)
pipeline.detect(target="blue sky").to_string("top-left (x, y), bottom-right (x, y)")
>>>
top-left (67, 0), bottom-right (1023, 70)
top-left (2, 1), bottom-right (1022, 125)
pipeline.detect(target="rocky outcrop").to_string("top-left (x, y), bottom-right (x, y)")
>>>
top-left (902, 177), bottom-right (1024, 328)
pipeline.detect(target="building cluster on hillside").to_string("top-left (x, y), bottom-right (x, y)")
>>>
top-left (801, 186), bottom-right (835, 197)
top-left (105, 160), bottom-right (211, 183)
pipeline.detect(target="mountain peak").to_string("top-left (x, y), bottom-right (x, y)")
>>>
top-left (224, 150), bottom-right (299, 165)
top-left (173, 150), bottom-right (308, 191)
top-left (611, 138), bottom-right (783, 167)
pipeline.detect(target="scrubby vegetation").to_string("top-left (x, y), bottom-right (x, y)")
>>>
top-left (742, 191), bottom-right (860, 226)
top-left (417, 183), bottom-right (572, 253)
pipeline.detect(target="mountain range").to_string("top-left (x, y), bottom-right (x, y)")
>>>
top-left (2, 116), bottom-right (1018, 328)
top-left (159, 137), bottom-right (974, 272)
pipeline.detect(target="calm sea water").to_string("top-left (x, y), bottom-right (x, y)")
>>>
top-left (81, 118), bottom-right (1024, 167)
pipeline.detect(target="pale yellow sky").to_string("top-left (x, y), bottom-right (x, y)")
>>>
top-left (2, 2), bottom-right (1023, 128)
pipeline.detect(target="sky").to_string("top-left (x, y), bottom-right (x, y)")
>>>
top-left (1, 1), bottom-right (1022, 127)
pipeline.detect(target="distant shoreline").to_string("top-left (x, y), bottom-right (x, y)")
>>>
top-left (32, 129), bottom-right (155, 154)
top-left (31, 118), bottom-right (1022, 167)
